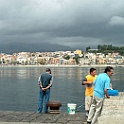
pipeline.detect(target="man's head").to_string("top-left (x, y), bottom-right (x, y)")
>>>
top-left (104, 66), bottom-right (114, 77)
top-left (90, 68), bottom-right (96, 76)
top-left (46, 68), bottom-right (51, 74)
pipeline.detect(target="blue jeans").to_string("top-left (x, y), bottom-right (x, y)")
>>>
top-left (38, 88), bottom-right (50, 113)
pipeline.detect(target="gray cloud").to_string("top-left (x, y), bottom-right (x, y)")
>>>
top-left (108, 16), bottom-right (124, 26)
top-left (0, 0), bottom-right (124, 52)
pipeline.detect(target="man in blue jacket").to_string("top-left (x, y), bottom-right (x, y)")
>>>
top-left (87, 66), bottom-right (114, 124)
top-left (37, 68), bottom-right (53, 113)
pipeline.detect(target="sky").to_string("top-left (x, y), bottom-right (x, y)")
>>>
top-left (0, 0), bottom-right (124, 51)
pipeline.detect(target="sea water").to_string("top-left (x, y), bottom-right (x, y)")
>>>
top-left (0, 66), bottom-right (124, 112)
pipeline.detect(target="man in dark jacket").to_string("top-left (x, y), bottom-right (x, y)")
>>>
top-left (37, 68), bottom-right (53, 113)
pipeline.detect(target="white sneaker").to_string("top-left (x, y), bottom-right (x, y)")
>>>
top-left (85, 112), bottom-right (89, 117)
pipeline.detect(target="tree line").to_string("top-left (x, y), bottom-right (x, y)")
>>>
top-left (86, 45), bottom-right (124, 56)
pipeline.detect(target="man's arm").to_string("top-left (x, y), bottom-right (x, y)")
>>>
top-left (49, 76), bottom-right (53, 87)
top-left (104, 78), bottom-right (111, 98)
top-left (82, 78), bottom-right (92, 85)
top-left (105, 89), bottom-right (110, 98)
top-left (82, 78), bottom-right (87, 85)
top-left (38, 76), bottom-right (43, 88)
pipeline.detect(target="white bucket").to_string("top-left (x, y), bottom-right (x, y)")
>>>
top-left (67, 103), bottom-right (77, 114)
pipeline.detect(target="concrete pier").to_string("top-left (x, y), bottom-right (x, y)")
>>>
top-left (0, 111), bottom-right (87, 124)
top-left (1, 92), bottom-right (124, 124)
top-left (98, 92), bottom-right (124, 124)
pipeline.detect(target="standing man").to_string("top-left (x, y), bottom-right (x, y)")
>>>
top-left (82, 68), bottom-right (97, 117)
top-left (37, 68), bottom-right (53, 113)
top-left (87, 66), bottom-right (114, 124)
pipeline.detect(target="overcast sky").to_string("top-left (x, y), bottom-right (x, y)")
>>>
top-left (0, 0), bottom-right (124, 51)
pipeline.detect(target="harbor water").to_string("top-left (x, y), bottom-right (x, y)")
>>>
top-left (0, 66), bottom-right (124, 112)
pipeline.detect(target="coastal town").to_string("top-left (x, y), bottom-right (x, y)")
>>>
top-left (0, 49), bottom-right (124, 66)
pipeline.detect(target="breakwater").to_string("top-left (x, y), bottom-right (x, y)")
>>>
top-left (0, 92), bottom-right (124, 124)
top-left (98, 92), bottom-right (124, 124)
top-left (0, 111), bottom-right (87, 124)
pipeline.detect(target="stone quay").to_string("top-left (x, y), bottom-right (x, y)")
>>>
top-left (0, 111), bottom-right (87, 124)
top-left (1, 92), bottom-right (124, 124)
top-left (98, 92), bottom-right (124, 124)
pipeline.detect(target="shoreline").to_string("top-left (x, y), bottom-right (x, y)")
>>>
top-left (0, 64), bottom-right (120, 68)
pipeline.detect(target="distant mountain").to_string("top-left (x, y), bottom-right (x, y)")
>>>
top-left (0, 42), bottom-right (74, 54)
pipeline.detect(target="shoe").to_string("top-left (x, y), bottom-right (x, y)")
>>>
top-left (86, 121), bottom-right (91, 124)
top-left (37, 111), bottom-right (42, 114)
top-left (85, 112), bottom-right (89, 117)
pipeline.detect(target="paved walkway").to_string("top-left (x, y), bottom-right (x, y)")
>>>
top-left (0, 111), bottom-right (87, 124)
top-left (98, 92), bottom-right (124, 124)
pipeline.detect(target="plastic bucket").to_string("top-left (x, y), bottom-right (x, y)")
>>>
top-left (67, 103), bottom-right (77, 114)
top-left (108, 89), bottom-right (119, 96)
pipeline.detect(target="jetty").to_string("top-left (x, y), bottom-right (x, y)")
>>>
top-left (1, 92), bottom-right (124, 124)
top-left (98, 92), bottom-right (124, 124)
top-left (0, 111), bottom-right (87, 124)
